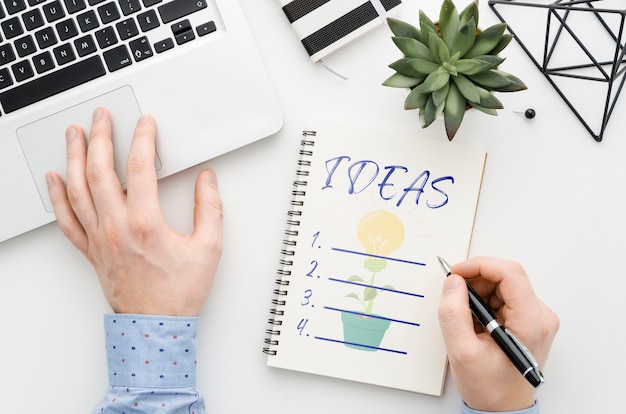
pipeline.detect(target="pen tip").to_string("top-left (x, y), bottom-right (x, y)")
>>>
top-left (436, 255), bottom-right (451, 274)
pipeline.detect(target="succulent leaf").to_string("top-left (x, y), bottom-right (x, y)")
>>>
top-left (456, 55), bottom-right (504, 75)
top-left (480, 70), bottom-right (528, 92)
top-left (468, 101), bottom-right (498, 116)
top-left (464, 23), bottom-right (508, 58)
top-left (452, 74), bottom-right (480, 103)
top-left (383, 72), bottom-right (424, 88)
top-left (387, 17), bottom-right (423, 42)
top-left (439, 0), bottom-right (459, 49)
top-left (435, 36), bottom-right (451, 64)
top-left (432, 81), bottom-right (450, 107)
top-left (392, 37), bottom-right (435, 61)
top-left (458, 0), bottom-right (479, 28)
top-left (476, 86), bottom-right (504, 109)
top-left (421, 96), bottom-right (439, 128)
top-left (421, 67), bottom-right (451, 93)
top-left (450, 17), bottom-right (477, 56)
top-left (389, 58), bottom-right (435, 77)
top-left (405, 87), bottom-right (429, 110)
top-left (419, 10), bottom-right (439, 45)
top-left (444, 82), bottom-right (466, 140)
top-left (489, 33), bottom-right (513, 55)
top-left (469, 69), bottom-right (516, 89)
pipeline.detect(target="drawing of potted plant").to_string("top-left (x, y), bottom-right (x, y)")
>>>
top-left (341, 210), bottom-right (405, 351)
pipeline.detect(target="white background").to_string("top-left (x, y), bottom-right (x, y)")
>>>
top-left (1, 0), bottom-right (624, 412)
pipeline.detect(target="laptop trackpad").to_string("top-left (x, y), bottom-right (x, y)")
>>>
top-left (17, 86), bottom-right (162, 213)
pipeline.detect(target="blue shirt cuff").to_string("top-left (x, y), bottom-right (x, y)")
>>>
top-left (461, 401), bottom-right (539, 414)
top-left (103, 314), bottom-right (199, 388)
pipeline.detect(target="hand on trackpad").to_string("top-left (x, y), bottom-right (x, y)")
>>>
top-left (17, 86), bottom-right (162, 213)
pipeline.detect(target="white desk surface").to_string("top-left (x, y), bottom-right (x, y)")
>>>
top-left (1, 0), bottom-right (624, 412)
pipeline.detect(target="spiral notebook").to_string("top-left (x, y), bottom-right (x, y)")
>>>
top-left (263, 124), bottom-right (487, 395)
top-left (277, 0), bottom-right (403, 62)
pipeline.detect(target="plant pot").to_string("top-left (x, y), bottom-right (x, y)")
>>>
top-left (341, 311), bottom-right (391, 352)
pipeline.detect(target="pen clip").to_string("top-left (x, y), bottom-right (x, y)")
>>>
top-left (504, 328), bottom-right (545, 382)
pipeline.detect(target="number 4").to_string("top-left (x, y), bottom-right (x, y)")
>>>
top-left (297, 318), bottom-right (308, 335)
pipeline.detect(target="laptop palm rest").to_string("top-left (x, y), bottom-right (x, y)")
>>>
top-left (17, 85), bottom-right (162, 213)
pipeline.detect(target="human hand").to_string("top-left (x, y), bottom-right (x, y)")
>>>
top-left (438, 256), bottom-right (559, 412)
top-left (45, 108), bottom-right (223, 316)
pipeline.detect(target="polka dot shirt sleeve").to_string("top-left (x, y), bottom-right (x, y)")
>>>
top-left (92, 314), bottom-right (207, 414)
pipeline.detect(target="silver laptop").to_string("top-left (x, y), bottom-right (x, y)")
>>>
top-left (0, 0), bottom-right (283, 242)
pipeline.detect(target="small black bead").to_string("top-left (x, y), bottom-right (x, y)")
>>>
top-left (524, 108), bottom-right (536, 119)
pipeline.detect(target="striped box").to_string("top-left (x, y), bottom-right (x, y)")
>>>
top-left (277, 0), bottom-right (402, 62)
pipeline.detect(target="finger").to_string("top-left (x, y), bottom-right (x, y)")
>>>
top-left (126, 114), bottom-right (159, 213)
top-left (438, 274), bottom-right (481, 357)
top-left (45, 171), bottom-right (89, 254)
top-left (451, 256), bottom-right (536, 303)
top-left (192, 169), bottom-right (223, 247)
top-left (85, 107), bottom-right (125, 213)
top-left (64, 123), bottom-right (98, 234)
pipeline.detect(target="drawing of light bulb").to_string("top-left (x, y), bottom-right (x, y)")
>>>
top-left (349, 210), bottom-right (405, 314)
top-left (358, 210), bottom-right (405, 272)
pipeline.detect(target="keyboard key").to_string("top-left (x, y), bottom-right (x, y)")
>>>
top-left (102, 43), bottom-right (130, 71)
top-left (42, 1), bottom-right (66, 23)
top-left (0, 2), bottom-right (5, 19)
top-left (196, 20), bottom-right (215, 37)
top-left (137, 9), bottom-right (158, 32)
top-left (14, 34), bottom-right (36, 57)
top-left (35, 26), bottom-right (57, 49)
top-left (4, 0), bottom-right (26, 15)
top-left (174, 29), bottom-right (193, 45)
top-left (32, 50), bottom-right (55, 73)
top-left (158, 0), bottom-right (206, 24)
top-left (0, 43), bottom-right (16, 65)
top-left (63, 0), bottom-right (86, 14)
top-left (77, 10), bottom-right (99, 32)
top-left (94, 26), bottom-right (117, 48)
top-left (97, 2), bottom-right (120, 24)
top-left (129, 35), bottom-right (151, 61)
top-left (116, 18), bottom-right (138, 40)
top-left (56, 18), bottom-right (79, 40)
top-left (118, 0), bottom-right (140, 16)
top-left (11, 59), bottom-right (33, 81)
top-left (26, 0), bottom-right (46, 6)
top-left (142, 0), bottom-right (160, 6)
top-left (171, 18), bottom-right (190, 35)
top-left (153, 37), bottom-right (172, 53)
top-left (0, 67), bottom-right (13, 90)
top-left (53, 42), bottom-right (75, 65)
top-left (74, 33), bottom-right (97, 56)
top-left (22, 8), bottom-right (45, 31)
top-left (2, 16), bottom-right (24, 39)
top-left (0, 55), bottom-right (105, 113)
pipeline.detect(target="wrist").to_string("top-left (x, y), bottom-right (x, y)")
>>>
top-left (461, 400), bottom-right (539, 414)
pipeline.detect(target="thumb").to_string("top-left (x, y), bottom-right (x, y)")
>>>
top-left (192, 169), bottom-right (223, 243)
top-left (438, 274), bottom-right (478, 354)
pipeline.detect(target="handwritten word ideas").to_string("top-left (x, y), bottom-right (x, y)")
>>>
top-left (322, 155), bottom-right (455, 209)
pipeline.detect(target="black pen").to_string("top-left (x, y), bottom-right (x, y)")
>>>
top-left (436, 256), bottom-right (544, 388)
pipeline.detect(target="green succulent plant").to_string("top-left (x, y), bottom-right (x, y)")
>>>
top-left (383, 0), bottom-right (527, 140)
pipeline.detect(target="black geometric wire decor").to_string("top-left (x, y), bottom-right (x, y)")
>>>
top-left (488, 0), bottom-right (626, 142)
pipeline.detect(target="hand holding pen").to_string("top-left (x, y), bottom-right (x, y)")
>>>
top-left (437, 257), bottom-right (559, 413)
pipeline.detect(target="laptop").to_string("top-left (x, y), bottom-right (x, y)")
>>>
top-left (0, 0), bottom-right (283, 242)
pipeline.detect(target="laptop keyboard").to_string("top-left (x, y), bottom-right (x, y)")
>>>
top-left (0, 0), bottom-right (218, 114)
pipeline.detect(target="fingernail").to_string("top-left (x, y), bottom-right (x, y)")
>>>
top-left (45, 173), bottom-right (53, 188)
top-left (442, 275), bottom-right (461, 292)
top-left (205, 170), bottom-right (218, 187)
top-left (137, 114), bottom-right (151, 125)
top-left (92, 108), bottom-right (103, 121)
top-left (66, 126), bottom-right (77, 141)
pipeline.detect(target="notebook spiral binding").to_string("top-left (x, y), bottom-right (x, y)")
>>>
top-left (263, 131), bottom-right (316, 356)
